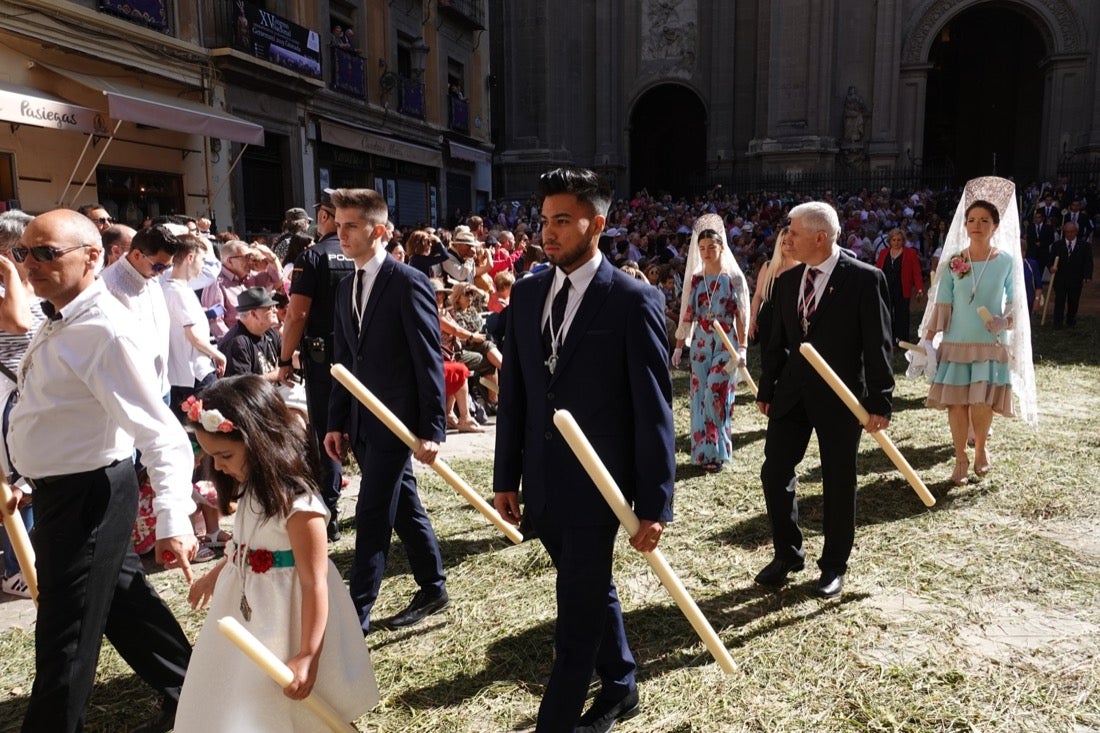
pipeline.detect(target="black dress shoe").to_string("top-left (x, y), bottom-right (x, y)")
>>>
top-left (576, 688), bottom-right (640, 733)
top-left (815, 570), bottom-right (845, 599)
top-left (326, 518), bottom-right (341, 542)
top-left (386, 588), bottom-right (450, 629)
top-left (754, 557), bottom-right (805, 588)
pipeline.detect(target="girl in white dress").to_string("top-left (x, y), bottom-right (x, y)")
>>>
top-left (175, 375), bottom-right (378, 732)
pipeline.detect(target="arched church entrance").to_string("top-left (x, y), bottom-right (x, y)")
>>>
top-left (629, 84), bottom-right (706, 196)
top-left (923, 4), bottom-right (1045, 183)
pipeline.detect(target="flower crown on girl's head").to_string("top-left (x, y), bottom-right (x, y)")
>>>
top-left (182, 395), bottom-right (235, 433)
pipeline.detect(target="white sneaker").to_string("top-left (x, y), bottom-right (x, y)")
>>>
top-left (1, 572), bottom-right (31, 599)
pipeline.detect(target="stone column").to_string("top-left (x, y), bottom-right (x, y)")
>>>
top-left (1040, 53), bottom-right (1089, 173)
top-left (897, 63), bottom-right (932, 168)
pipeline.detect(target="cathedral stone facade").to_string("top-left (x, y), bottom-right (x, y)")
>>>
top-left (489, 0), bottom-right (1100, 197)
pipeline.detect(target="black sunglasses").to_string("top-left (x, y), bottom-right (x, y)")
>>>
top-left (140, 250), bottom-right (171, 274)
top-left (10, 244), bottom-right (90, 263)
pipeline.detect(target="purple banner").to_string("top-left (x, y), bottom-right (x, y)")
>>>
top-left (231, 0), bottom-right (322, 80)
top-left (99, 0), bottom-right (170, 31)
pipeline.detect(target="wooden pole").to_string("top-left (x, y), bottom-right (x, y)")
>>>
top-left (552, 410), bottom-right (737, 674)
top-left (710, 321), bottom-right (758, 397)
top-left (1041, 256), bottom-right (1058, 326)
top-left (330, 365), bottom-right (522, 544)
top-left (0, 479), bottom-right (37, 605)
top-left (797, 344), bottom-right (936, 507)
top-left (217, 617), bottom-right (358, 732)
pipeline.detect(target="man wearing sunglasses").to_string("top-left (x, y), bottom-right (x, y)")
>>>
top-left (78, 202), bottom-right (114, 234)
top-left (100, 224), bottom-right (179, 402)
top-left (5, 209), bottom-right (196, 732)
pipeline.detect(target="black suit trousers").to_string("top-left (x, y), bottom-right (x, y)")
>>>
top-left (532, 513), bottom-right (635, 732)
top-left (23, 460), bottom-right (191, 732)
top-left (302, 359), bottom-right (343, 517)
top-left (348, 440), bottom-right (445, 634)
top-left (760, 399), bottom-right (862, 573)
top-left (1053, 281), bottom-right (1083, 326)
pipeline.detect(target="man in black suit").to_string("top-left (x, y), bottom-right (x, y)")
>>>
top-left (278, 188), bottom-right (355, 541)
top-left (1050, 221), bottom-right (1093, 328)
top-left (325, 188), bottom-right (449, 633)
top-left (1025, 210), bottom-right (1055, 270)
top-left (1062, 199), bottom-right (1093, 243)
top-left (754, 201), bottom-right (894, 599)
top-left (494, 167), bottom-right (675, 732)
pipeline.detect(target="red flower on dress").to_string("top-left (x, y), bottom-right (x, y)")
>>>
top-left (249, 549), bottom-right (275, 574)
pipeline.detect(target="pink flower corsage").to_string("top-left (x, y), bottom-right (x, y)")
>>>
top-left (948, 254), bottom-right (971, 279)
top-left (181, 395), bottom-right (234, 433)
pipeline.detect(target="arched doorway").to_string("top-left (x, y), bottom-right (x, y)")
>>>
top-left (629, 84), bottom-right (706, 196)
top-left (923, 5), bottom-right (1045, 183)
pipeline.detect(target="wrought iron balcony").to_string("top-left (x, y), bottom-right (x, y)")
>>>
top-left (399, 78), bottom-right (425, 119)
top-left (437, 0), bottom-right (486, 30)
top-left (331, 46), bottom-right (365, 98)
top-left (448, 96), bottom-right (470, 134)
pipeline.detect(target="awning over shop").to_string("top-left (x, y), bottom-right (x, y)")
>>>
top-left (30, 62), bottom-right (265, 145)
top-left (0, 82), bottom-right (111, 135)
top-left (448, 141), bottom-right (492, 164)
top-left (318, 119), bottom-right (442, 169)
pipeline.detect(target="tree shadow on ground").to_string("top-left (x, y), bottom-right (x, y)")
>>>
top-left (0, 670), bottom-right (165, 732)
top-left (395, 582), bottom-right (869, 714)
top-left (712, 446), bottom-right (958, 551)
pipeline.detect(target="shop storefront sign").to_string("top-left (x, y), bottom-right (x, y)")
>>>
top-left (0, 84), bottom-right (111, 135)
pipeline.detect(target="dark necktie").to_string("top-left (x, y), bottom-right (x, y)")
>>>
top-left (1068, 240), bottom-right (1076, 256)
top-left (542, 276), bottom-right (572, 357)
top-left (353, 270), bottom-right (365, 329)
top-left (800, 267), bottom-right (820, 321)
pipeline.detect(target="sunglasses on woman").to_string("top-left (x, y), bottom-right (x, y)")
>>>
top-left (10, 244), bottom-right (90, 263)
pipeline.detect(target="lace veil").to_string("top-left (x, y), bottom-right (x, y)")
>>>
top-left (675, 213), bottom-right (749, 343)
top-left (918, 176), bottom-right (1037, 425)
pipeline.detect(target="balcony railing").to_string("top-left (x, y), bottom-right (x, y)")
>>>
top-left (331, 46), bottom-right (365, 98)
top-left (437, 0), bottom-right (486, 30)
top-left (448, 96), bottom-right (469, 134)
top-left (98, 0), bottom-right (171, 32)
top-left (399, 78), bottom-right (425, 119)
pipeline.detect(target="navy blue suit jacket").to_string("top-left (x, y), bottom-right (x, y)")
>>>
top-left (493, 257), bottom-right (675, 526)
top-left (759, 251), bottom-right (894, 422)
top-left (328, 256), bottom-right (446, 451)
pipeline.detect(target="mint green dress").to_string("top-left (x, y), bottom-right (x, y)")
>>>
top-left (926, 251), bottom-right (1015, 416)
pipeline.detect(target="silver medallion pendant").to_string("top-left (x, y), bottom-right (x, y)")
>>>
top-left (239, 592), bottom-right (252, 621)
top-left (545, 353), bottom-right (558, 375)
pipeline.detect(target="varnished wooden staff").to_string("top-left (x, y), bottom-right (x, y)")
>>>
top-left (218, 617), bottom-right (359, 732)
top-left (1041, 256), bottom-right (1059, 326)
top-left (330, 365), bottom-right (522, 544)
top-left (0, 479), bottom-right (37, 605)
top-left (711, 322), bottom-right (758, 397)
top-left (552, 410), bottom-right (737, 674)
top-left (797, 344), bottom-right (936, 507)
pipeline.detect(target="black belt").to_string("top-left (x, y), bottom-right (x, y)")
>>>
top-left (27, 458), bottom-right (130, 492)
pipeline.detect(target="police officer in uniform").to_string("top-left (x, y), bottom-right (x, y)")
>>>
top-left (278, 189), bottom-right (356, 540)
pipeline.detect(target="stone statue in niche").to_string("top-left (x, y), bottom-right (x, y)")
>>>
top-left (642, 0), bottom-right (697, 65)
top-left (843, 86), bottom-right (869, 143)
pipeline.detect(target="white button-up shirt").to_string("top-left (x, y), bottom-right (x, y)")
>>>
top-left (10, 279), bottom-right (195, 539)
top-left (101, 255), bottom-right (171, 396)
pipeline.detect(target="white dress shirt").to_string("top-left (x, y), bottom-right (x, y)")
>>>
top-left (797, 245), bottom-right (842, 313)
top-left (541, 250), bottom-right (603, 343)
top-left (352, 248), bottom-right (388, 325)
top-left (101, 256), bottom-right (172, 396)
top-left (10, 280), bottom-right (196, 539)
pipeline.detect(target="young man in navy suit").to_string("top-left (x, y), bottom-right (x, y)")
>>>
top-left (494, 167), bottom-right (675, 733)
top-left (324, 188), bottom-right (449, 633)
top-left (754, 201), bottom-right (894, 599)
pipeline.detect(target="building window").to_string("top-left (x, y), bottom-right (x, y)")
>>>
top-left (447, 59), bottom-right (468, 133)
top-left (96, 166), bottom-right (184, 228)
